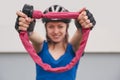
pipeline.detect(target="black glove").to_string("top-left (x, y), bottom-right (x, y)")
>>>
top-left (15, 4), bottom-right (36, 33)
top-left (75, 9), bottom-right (96, 30)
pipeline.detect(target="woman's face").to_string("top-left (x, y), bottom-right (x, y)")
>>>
top-left (46, 21), bottom-right (67, 43)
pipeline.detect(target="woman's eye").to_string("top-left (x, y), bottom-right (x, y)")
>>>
top-left (48, 26), bottom-right (54, 29)
top-left (58, 26), bottom-right (64, 29)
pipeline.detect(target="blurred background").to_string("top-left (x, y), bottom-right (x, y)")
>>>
top-left (0, 0), bottom-right (120, 80)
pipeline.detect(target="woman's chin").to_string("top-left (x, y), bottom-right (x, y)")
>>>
top-left (52, 40), bottom-right (61, 43)
top-left (51, 39), bottom-right (62, 43)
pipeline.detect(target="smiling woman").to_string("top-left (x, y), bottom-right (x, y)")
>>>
top-left (15, 4), bottom-right (96, 80)
top-left (45, 22), bottom-right (68, 44)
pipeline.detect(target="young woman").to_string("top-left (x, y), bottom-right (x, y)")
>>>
top-left (16, 5), bottom-right (96, 80)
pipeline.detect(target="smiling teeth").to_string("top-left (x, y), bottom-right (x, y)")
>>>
top-left (54, 36), bottom-right (59, 38)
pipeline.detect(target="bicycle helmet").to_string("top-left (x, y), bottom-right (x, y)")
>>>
top-left (42, 5), bottom-right (71, 23)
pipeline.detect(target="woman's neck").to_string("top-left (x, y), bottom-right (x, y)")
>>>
top-left (48, 41), bottom-right (67, 50)
top-left (48, 41), bottom-right (67, 60)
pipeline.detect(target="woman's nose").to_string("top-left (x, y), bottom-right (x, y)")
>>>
top-left (53, 27), bottom-right (59, 33)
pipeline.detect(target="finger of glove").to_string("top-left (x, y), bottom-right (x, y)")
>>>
top-left (78, 15), bottom-right (89, 26)
top-left (89, 16), bottom-right (96, 27)
top-left (84, 23), bottom-right (93, 29)
top-left (91, 20), bottom-right (96, 26)
top-left (19, 22), bottom-right (29, 28)
top-left (27, 20), bottom-right (36, 32)
top-left (19, 26), bottom-right (27, 31)
top-left (19, 17), bottom-right (31, 25)
top-left (78, 11), bottom-right (86, 21)
top-left (86, 10), bottom-right (93, 19)
top-left (16, 11), bottom-right (33, 23)
top-left (81, 21), bottom-right (93, 28)
top-left (16, 11), bottom-right (27, 18)
top-left (86, 10), bottom-right (96, 27)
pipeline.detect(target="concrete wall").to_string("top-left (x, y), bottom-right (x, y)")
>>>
top-left (0, 52), bottom-right (120, 80)
top-left (0, 0), bottom-right (120, 52)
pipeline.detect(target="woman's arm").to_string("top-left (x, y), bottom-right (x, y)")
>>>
top-left (29, 32), bottom-right (44, 53)
top-left (16, 11), bottom-right (44, 53)
top-left (70, 9), bottom-right (96, 52)
top-left (69, 29), bottom-right (82, 52)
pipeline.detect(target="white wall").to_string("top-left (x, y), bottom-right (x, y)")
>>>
top-left (0, 0), bottom-right (120, 52)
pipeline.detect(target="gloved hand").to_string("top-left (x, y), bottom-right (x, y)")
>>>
top-left (15, 4), bottom-right (35, 33)
top-left (75, 9), bottom-right (96, 30)
top-left (15, 11), bottom-right (35, 33)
